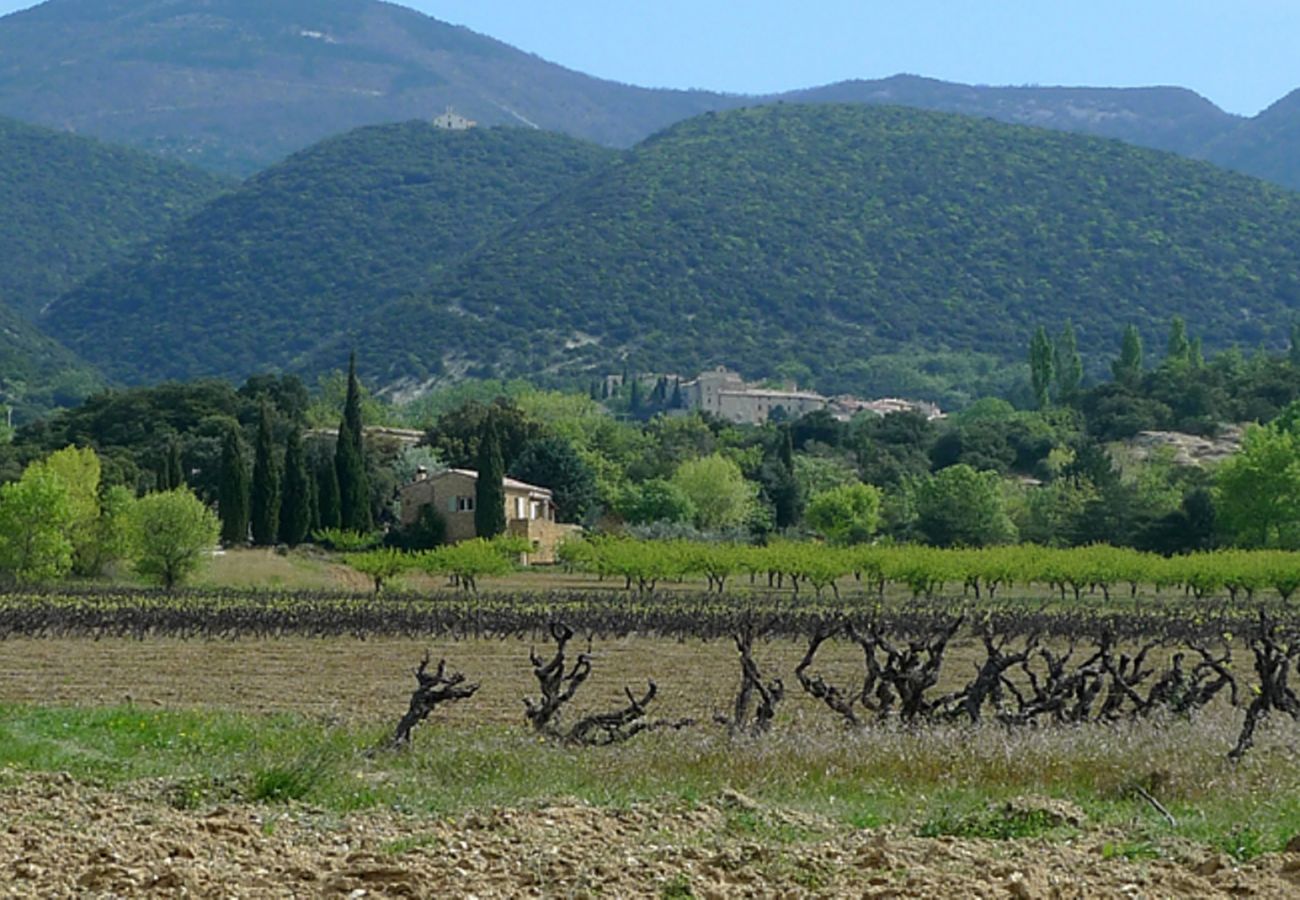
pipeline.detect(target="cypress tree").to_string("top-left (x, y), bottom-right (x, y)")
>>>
top-left (777, 425), bottom-right (795, 472)
top-left (316, 457), bottom-right (341, 531)
top-left (307, 459), bottom-right (321, 533)
top-left (250, 401), bottom-right (281, 546)
top-left (166, 436), bottom-right (184, 489)
top-left (335, 352), bottom-right (372, 532)
top-left (279, 427), bottom-right (311, 546)
top-left (767, 426), bottom-right (803, 529)
top-left (218, 426), bottom-right (250, 545)
top-left (474, 412), bottom-right (507, 539)
top-left (628, 376), bottom-right (643, 414)
top-left (670, 378), bottom-right (684, 410)
top-left (153, 459), bottom-right (170, 493)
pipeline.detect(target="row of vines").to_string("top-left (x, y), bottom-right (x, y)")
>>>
top-left (3, 584), bottom-right (1296, 760)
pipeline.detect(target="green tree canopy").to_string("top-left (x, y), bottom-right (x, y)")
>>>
top-left (1214, 423), bottom-right (1300, 548)
top-left (0, 464), bottom-right (75, 582)
top-left (128, 488), bottom-right (220, 590)
top-left (508, 436), bottom-right (597, 524)
top-left (914, 464), bottom-right (1017, 548)
top-left (805, 482), bottom-right (883, 545)
top-left (670, 454), bottom-right (758, 532)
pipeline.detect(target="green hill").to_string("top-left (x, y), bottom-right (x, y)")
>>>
top-left (41, 123), bottom-right (615, 383)
top-left (0, 303), bottom-right (102, 423)
top-left (310, 104), bottom-right (1300, 396)
top-left (0, 115), bottom-right (231, 320)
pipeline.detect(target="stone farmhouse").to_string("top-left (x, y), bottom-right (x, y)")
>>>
top-left (398, 468), bottom-right (579, 563)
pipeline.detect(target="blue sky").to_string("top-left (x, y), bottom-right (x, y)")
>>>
top-left (2, 0), bottom-right (1296, 115)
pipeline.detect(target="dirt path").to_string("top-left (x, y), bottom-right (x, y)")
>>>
top-left (2, 771), bottom-right (1297, 898)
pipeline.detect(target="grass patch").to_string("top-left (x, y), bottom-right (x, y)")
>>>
top-left (1, 702), bottom-right (1298, 860)
top-left (917, 804), bottom-right (1065, 841)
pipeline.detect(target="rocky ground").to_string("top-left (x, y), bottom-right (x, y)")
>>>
top-left (3, 771), bottom-right (1299, 898)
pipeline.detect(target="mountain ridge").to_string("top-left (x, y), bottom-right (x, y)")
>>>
top-left (2, 0), bottom-right (1297, 188)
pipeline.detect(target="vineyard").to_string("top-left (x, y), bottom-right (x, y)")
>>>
top-left (3, 565), bottom-right (1298, 760)
top-left (4, 553), bottom-right (1300, 894)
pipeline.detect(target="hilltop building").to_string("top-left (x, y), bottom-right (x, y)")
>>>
top-left (679, 367), bottom-right (828, 425)
top-left (398, 468), bottom-right (579, 563)
top-left (678, 367), bottom-right (942, 425)
top-left (431, 107), bottom-right (476, 131)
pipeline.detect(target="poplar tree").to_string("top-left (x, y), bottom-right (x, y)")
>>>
top-left (250, 401), bottom-right (280, 546)
top-left (1028, 326), bottom-right (1054, 409)
top-left (279, 427), bottom-right (311, 546)
top-left (218, 425), bottom-right (250, 545)
top-left (1054, 321), bottom-right (1083, 402)
top-left (1112, 325), bottom-right (1144, 384)
top-left (335, 353), bottom-right (372, 532)
top-left (1166, 316), bottom-right (1191, 366)
top-left (474, 411), bottom-right (506, 538)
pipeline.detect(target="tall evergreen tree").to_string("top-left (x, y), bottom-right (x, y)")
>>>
top-left (279, 427), bottom-right (311, 546)
top-left (778, 424), bottom-right (795, 472)
top-left (316, 457), bottom-right (341, 531)
top-left (1028, 326), bottom-right (1055, 409)
top-left (159, 438), bottom-right (184, 491)
top-left (335, 352), bottom-right (372, 532)
top-left (1054, 321), bottom-right (1083, 402)
top-left (1290, 319), bottom-right (1300, 368)
top-left (307, 459), bottom-right (321, 533)
top-left (1112, 325), bottom-right (1144, 384)
top-left (764, 426), bottom-right (803, 530)
top-left (250, 401), bottom-right (280, 545)
top-left (628, 376), bottom-right (644, 415)
top-left (670, 378), bottom-right (684, 410)
top-left (217, 425), bottom-right (250, 545)
top-left (474, 412), bottom-right (507, 539)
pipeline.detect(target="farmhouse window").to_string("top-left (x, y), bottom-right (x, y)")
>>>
top-left (456, 496), bottom-right (475, 512)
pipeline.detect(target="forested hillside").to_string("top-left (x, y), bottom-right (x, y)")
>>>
top-left (0, 303), bottom-right (101, 422)
top-left (0, 115), bottom-right (230, 320)
top-left (317, 105), bottom-right (1300, 395)
top-left (41, 124), bottom-right (614, 383)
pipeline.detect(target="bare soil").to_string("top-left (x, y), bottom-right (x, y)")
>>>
top-left (2, 771), bottom-right (1297, 898)
top-left (0, 635), bottom-right (879, 725)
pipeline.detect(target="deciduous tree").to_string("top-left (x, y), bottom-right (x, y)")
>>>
top-left (128, 488), bottom-right (220, 590)
top-left (805, 482), bottom-right (883, 545)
